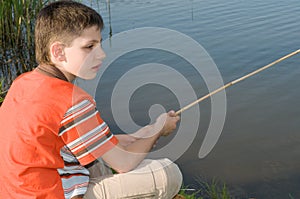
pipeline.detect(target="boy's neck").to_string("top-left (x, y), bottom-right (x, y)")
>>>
top-left (36, 64), bottom-right (71, 82)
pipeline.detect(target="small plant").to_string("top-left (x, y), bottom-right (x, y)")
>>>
top-left (178, 179), bottom-right (233, 199)
top-left (178, 185), bottom-right (202, 199)
top-left (195, 177), bottom-right (233, 199)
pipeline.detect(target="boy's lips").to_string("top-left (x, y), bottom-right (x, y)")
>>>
top-left (92, 63), bottom-right (102, 71)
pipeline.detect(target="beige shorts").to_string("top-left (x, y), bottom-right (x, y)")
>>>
top-left (84, 158), bottom-right (183, 199)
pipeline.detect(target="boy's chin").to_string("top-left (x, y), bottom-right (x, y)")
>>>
top-left (77, 74), bottom-right (97, 80)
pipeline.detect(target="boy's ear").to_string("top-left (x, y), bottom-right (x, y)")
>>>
top-left (50, 42), bottom-right (66, 62)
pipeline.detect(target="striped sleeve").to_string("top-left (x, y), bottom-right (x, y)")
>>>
top-left (59, 99), bottom-right (118, 166)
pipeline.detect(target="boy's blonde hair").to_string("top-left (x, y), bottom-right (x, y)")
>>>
top-left (35, 1), bottom-right (104, 65)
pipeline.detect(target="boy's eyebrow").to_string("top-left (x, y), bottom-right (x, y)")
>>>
top-left (88, 39), bottom-right (102, 43)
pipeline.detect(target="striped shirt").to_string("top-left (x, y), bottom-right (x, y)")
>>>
top-left (58, 99), bottom-right (117, 199)
top-left (0, 70), bottom-right (118, 198)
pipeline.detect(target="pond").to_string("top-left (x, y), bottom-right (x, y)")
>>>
top-left (81, 0), bottom-right (300, 198)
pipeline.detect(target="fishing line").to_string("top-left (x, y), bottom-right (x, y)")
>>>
top-left (175, 49), bottom-right (300, 116)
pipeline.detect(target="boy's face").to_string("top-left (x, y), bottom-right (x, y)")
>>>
top-left (59, 26), bottom-right (106, 80)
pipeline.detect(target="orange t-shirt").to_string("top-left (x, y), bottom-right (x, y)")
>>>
top-left (0, 71), bottom-right (118, 198)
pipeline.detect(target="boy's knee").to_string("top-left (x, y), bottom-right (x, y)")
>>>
top-left (165, 159), bottom-right (183, 190)
top-left (84, 158), bottom-right (182, 199)
top-left (150, 158), bottom-right (183, 198)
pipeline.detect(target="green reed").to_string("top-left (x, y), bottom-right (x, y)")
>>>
top-left (0, 0), bottom-right (46, 90)
top-left (0, 78), bottom-right (5, 105)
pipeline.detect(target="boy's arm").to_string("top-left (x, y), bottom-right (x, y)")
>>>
top-left (101, 111), bottom-right (179, 173)
top-left (114, 134), bottom-right (138, 147)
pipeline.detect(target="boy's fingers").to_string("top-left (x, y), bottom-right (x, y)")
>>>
top-left (168, 110), bottom-right (176, 117)
top-left (168, 110), bottom-right (175, 114)
top-left (167, 110), bottom-right (180, 122)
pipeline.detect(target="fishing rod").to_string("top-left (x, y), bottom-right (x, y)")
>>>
top-left (175, 49), bottom-right (300, 116)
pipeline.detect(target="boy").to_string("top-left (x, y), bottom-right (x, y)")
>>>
top-left (0, 1), bottom-right (182, 199)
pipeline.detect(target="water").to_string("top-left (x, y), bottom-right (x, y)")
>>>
top-left (84, 0), bottom-right (300, 198)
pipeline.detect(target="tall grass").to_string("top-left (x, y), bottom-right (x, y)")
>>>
top-left (0, 0), bottom-right (46, 90)
top-left (0, 78), bottom-right (5, 105)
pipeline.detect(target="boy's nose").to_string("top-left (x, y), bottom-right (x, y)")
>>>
top-left (95, 45), bottom-right (106, 60)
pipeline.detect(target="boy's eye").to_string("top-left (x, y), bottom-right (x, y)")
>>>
top-left (86, 44), bottom-right (94, 49)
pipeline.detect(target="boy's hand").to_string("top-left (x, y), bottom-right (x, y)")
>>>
top-left (154, 110), bottom-right (180, 137)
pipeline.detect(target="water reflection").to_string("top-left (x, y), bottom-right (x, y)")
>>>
top-left (107, 0), bottom-right (113, 37)
top-left (74, 0), bottom-right (300, 198)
